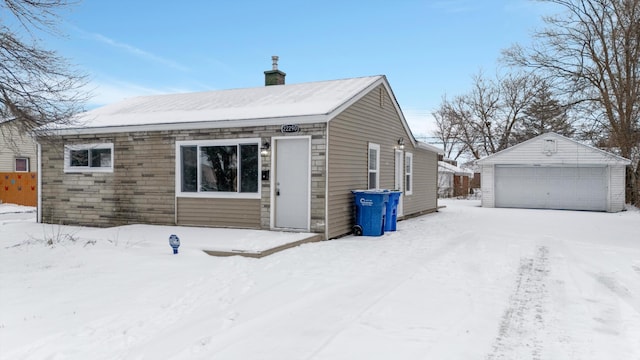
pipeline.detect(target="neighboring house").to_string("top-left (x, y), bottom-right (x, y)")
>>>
top-left (38, 63), bottom-right (442, 239)
top-left (470, 172), bottom-right (481, 190)
top-left (0, 118), bottom-right (38, 206)
top-left (438, 161), bottom-right (473, 198)
top-left (477, 132), bottom-right (631, 212)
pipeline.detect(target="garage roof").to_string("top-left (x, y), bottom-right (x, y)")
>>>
top-left (476, 132), bottom-right (631, 166)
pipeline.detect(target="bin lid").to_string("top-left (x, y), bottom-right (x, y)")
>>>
top-left (352, 189), bottom-right (389, 194)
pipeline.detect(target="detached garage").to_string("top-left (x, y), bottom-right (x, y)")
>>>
top-left (477, 132), bottom-right (631, 212)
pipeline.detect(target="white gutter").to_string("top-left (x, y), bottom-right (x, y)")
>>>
top-left (48, 114), bottom-right (330, 136)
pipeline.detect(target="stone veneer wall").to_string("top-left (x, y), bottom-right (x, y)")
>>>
top-left (40, 123), bottom-right (327, 234)
top-left (40, 131), bottom-right (176, 226)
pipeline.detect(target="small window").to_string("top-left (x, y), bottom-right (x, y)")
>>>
top-left (15, 157), bottom-right (29, 172)
top-left (405, 152), bottom-right (413, 195)
top-left (177, 139), bottom-right (260, 198)
top-left (64, 143), bottom-right (113, 172)
top-left (368, 143), bottom-right (380, 189)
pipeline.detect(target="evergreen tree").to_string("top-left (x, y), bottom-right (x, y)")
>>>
top-left (514, 84), bottom-right (574, 142)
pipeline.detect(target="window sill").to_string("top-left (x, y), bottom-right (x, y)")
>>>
top-left (176, 192), bottom-right (261, 200)
top-left (64, 168), bottom-right (114, 173)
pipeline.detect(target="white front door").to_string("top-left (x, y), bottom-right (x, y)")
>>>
top-left (394, 150), bottom-right (404, 216)
top-left (274, 137), bottom-right (310, 230)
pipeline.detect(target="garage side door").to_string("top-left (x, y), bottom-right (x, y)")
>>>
top-left (494, 166), bottom-right (607, 211)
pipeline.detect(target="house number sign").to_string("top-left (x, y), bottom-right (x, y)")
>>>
top-left (281, 124), bottom-right (300, 133)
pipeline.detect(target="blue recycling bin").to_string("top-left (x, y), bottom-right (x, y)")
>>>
top-left (384, 190), bottom-right (402, 231)
top-left (352, 190), bottom-right (389, 236)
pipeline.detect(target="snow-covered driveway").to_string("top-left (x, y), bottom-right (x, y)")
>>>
top-left (1, 200), bottom-right (638, 359)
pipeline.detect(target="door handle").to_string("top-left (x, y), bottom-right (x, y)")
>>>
top-left (276, 188), bottom-right (280, 196)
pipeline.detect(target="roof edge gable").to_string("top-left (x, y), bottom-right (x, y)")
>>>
top-left (476, 132), bottom-right (631, 165)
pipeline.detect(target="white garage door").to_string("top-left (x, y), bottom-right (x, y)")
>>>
top-left (495, 166), bottom-right (607, 211)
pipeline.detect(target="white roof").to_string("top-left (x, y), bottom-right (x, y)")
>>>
top-left (438, 161), bottom-right (473, 175)
top-left (67, 76), bottom-right (383, 133)
top-left (417, 141), bottom-right (444, 154)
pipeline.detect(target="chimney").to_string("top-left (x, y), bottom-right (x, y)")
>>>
top-left (264, 55), bottom-right (286, 86)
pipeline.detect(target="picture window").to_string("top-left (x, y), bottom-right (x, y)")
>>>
top-left (178, 139), bottom-right (260, 198)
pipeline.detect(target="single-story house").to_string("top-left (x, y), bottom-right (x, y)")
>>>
top-left (1, 118), bottom-right (38, 206)
top-left (438, 160), bottom-right (473, 198)
top-left (477, 132), bottom-right (631, 212)
top-left (37, 61), bottom-right (442, 239)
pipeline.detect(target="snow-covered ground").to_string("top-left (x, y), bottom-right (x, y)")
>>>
top-left (1, 200), bottom-right (638, 359)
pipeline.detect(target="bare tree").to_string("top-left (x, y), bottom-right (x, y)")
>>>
top-left (432, 96), bottom-right (468, 160)
top-left (0, 0), bottom-right (87, 140)
top-left (494, 72), bottom-right (543, 150)
top-left (435, 93), bottom-right (483, 160)
top-left (503, 0), bottom-right (640, 205)
top-left (467, 72), bottom-right (501, 156)
top-left (432, 71), bottom-right (542, 160)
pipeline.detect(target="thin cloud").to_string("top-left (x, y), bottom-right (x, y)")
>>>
top-left (71, 25), bottom-right (189, 72)
top-left (91, 33), bottom-right (189, 72)
top-left (403, 108), bottom-right (437, 138)
top-left (84, 79), bottom-right (169, 108)
top-left (83, 77), bottom-right (210, 108)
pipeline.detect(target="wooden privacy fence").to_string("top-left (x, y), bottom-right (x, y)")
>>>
top-left (0, 172), bottom-right (37, 207)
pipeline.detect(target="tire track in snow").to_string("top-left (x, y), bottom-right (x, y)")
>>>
top-left (487, 245), bottom-right (549, 360)
top-left (301, 232), bottom-right (476, 359)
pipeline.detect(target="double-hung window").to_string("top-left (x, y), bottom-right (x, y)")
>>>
top-left (405, 152), bottom-right (413, 195)
top-left (64, 143), bottom-right (114, 173)
top-left (177, 139), bottom-right (260, 198)
top-left (368, 143), bottom-right (380, 189)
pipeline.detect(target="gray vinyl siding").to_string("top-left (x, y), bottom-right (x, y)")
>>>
top-left (176, 197), bottom-right (260, 228)
top-left (403, 149), bottom-right (438, 215)
top-left (327, 85), bottom-right (437, 238)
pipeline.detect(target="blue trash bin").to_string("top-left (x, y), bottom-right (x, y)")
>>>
top-left (384, 190), bottom-right (402, 231)
top-left (352, 190), bottom-right (389, 236)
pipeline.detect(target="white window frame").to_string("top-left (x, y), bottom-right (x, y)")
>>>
top-left (405, 152), bottom-right (413, 195)
top-left (175, 138), bottom-right (261, 199)
top-left (64, 143), bottom-right (114, 173)
top-left (15, 157), bottom-right (29, 172)
top-left (368, 143), bottom-right (380, 189)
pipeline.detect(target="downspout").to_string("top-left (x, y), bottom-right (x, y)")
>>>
top-left (37, 142), bottom-right (42, 223)
top-left (324, 122), bottom-right (330, 240)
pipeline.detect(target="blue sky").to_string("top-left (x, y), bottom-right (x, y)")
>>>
top-left (39, 0), bottom-right (559, 137)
